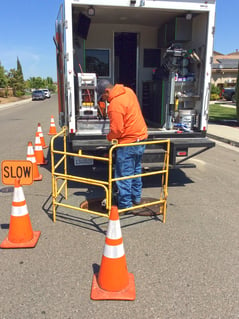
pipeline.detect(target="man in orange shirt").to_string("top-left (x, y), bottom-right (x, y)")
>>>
top-left (96, 80), bottom-right (148, 210)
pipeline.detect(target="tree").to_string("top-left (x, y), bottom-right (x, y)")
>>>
top-left (45, 76), bottom-right (55, 92)
top-left (0, 62), bottom-right (7, 88)
top-left (17, 57), bottom-right (23, 75)
top-left (28, 77), bottom-right (44, 89)
top-left (15, 57), bottom-right (25, 96)
top-left (8, 68), bottom-right (18, 96)
top-left (7, 58), bottom-right (25, 97)
top-left (235, 61), bottom-right (239, 121)
top-left (26, 76), bottom-right (56, 92)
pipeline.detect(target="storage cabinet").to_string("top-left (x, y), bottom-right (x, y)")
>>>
top-left (158, 17), bottom-right (192, 48)
top-left (142, 81), bottom-right (153, 120)
top-left (142, 80), bottom-right (167, 127)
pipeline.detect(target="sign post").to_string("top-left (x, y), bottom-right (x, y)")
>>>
top-left (0, 160), bottom-right (40, 249)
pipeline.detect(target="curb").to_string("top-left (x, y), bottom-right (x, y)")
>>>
top-left (207, 133), bottom-right (239, 148)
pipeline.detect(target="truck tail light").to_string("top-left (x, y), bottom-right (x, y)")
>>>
top-left (176, 150), bottom-right (188, 157)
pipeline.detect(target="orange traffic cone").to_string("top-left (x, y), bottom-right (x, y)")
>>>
top-left (91, 206), bottom-right (135, 300)
top-left (26, 141), bottom-right (42, 181)
top-left (34, 132), bottom-right (48, 165)
top-left (48, 115), bottom-right (57, 135)
top-left (37, 122), bottom-right (48, 148)
top-left (0, 179), bottom-right (41, 248)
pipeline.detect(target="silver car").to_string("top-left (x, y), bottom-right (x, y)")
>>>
top-left (32, 90), bottom-right (45, 101)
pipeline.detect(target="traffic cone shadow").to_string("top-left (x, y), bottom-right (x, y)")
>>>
top-left (0, 179), bottom-right (41, 248)
top-left (26, 141), bottom-right (42, 181)
top-left (91, 205), bottom-right (136, 300)
top-left (37, 123), bottom-right (48, 148)
top-left (34, 132), bottom-right (48, 165)
top-left (48, 115), bottom-right (57, 135)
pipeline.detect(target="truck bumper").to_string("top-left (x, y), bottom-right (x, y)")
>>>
top-left (70, 134), bottom-right (215, 169)
top-left (169, 137), bottom-right (215, 168)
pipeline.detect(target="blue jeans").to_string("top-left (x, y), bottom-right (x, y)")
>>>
top-left (114, 144), bottom-right (145, 209)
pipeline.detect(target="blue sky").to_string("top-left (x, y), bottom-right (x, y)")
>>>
top-left (0, 0), bottom-right (238, 82)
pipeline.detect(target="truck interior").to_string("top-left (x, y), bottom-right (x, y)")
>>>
top-left (55, 3), bottom-right (215, 167)
top-left (67, 4), bottom-right (209, 134)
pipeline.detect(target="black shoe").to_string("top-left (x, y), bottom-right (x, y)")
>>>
top-left (118, 205), bottom-right (132, 215)
top-left (133, 200), bottom-right (142, 206)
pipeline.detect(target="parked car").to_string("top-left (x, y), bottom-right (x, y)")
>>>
top-left (42, 88), bottom-right (51, 98)
top-left (32, 90), bottom-right (45, 101)
top-left (222, 87), bottom-right (236, 102)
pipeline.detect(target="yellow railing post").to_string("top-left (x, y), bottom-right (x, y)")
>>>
top-left (50, 129), bottom-right (170, 223)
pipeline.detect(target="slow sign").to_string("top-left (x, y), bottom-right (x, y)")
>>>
top-left (1, 160), bottom-right (33, 185)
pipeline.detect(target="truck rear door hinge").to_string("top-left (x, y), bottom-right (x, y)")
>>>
top-left (65, 53), bottom-right (69, 61)
top-left (64, 20), bottom-right (68, 29)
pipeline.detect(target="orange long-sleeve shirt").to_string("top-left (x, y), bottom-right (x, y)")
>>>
top-left (107, 84), bottom-right (148, 144)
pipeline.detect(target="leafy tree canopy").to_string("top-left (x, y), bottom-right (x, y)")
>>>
top-left (0, 63), bottom-right (8, 88)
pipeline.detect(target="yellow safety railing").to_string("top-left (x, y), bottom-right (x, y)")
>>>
top-left (51, 126), bottom-right (170, 223)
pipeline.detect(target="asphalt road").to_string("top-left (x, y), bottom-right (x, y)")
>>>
top-left (0, 97), bottom-right (238, 319)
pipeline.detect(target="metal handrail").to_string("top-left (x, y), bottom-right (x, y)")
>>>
top-left (51, 126), bottom-right (170, 223)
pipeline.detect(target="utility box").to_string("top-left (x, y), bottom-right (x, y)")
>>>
top-left (78, 73), bottom-right (98, 118)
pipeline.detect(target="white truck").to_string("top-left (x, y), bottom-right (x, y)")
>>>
top-left (55, 0), bottom-right (216, 168)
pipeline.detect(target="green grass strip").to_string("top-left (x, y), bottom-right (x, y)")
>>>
top-left (209, 104), bottom-right (237, 121)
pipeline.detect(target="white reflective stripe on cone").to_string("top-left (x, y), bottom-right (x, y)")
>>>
top-left (107, 220), bottom-right (122, 239)
top-left (27, 156), bottom-right (36, 163)
top-left (27, 147), bottom-right (32, 154)
top-left (28, 148), bottom-right (34, 155)
top-left (13, 188), bottom-right (25, 202)
top-left (103, 243), bottom-right (125, 259)
top-left (11, 204), bottom-right (29, 217)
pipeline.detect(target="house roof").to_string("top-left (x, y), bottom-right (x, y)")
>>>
top-left (213, 59), bottom-right (239, 69)
top-left (227, 51), bottom-right (239, 57)
top-left (212, 51), bottom-right (239, 69)
top-left (213, 50), bottom-right (224, 56)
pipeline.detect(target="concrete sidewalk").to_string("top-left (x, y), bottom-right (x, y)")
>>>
top-left (208, 101), bottom-right (239, 147)
top-left (207, 122), bottom-right (239, 147)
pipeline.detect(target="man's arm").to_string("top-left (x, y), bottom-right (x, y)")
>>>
top-left (107, 110), bottom-right (124, 141)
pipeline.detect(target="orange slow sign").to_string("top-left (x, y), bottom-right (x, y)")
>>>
top-left (1, 160), bottom-right (33, 185)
